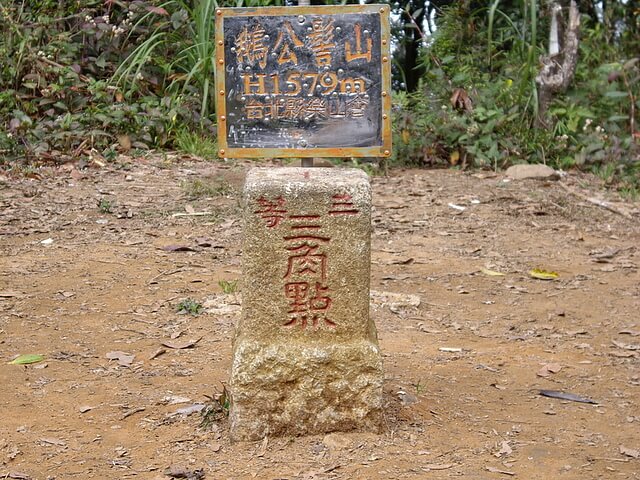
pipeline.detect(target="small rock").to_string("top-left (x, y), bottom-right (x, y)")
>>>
top-left (505, 164), bottom-right (559, 180)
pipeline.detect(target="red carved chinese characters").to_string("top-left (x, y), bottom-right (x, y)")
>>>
top-left (254, 196), bottom-right (287, 227)
top-left (328, 193), bottom-right (360, 215)
top-left (253, 192), bottom-right (360, 329)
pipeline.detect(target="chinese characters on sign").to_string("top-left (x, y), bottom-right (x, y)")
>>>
top-left (215, 5), bottom-right (392, 158)
top-left (253, 194), bottom-right (359, 329)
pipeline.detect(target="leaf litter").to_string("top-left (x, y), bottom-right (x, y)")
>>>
top-left (3, 159), bottom-right (640, 479)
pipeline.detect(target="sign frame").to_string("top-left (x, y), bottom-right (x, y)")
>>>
top-left (214, 4), bottom-right (392, 159)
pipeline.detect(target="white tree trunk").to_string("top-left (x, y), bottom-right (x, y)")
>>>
top-left (536, 0), bottom-right (581, 127)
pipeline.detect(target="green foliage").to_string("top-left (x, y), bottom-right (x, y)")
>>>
top-left (0, 1), bottom-right (202, 165)
top-left (174, 128), bottom-right (218, 159)
top-left (200, 385), bottom-right (230, 429)
top-left (112, 0), bottom-right (219, 122)
top-left (97, 198), bottom-right (113, 214)
top-left (392, 1), bottom-right (639, 192)
top-left (176, 298), bottom-right (203, 316)
top-left (1, 0), bottom-right (637, 194)
top-left (218, 279), bottom-right (238, 294)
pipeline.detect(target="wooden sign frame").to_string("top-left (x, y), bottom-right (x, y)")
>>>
top-left (214, 4), bottom-right (392, 158)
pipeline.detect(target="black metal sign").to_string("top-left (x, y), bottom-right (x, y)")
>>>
top-left (214, 5), bottom-right (392, 158)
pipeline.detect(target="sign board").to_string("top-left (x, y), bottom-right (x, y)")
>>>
top-left (214, 5), bottom-right (392, 158)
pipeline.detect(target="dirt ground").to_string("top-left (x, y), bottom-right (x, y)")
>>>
top-left (1, 156), bottom-right (639, 480)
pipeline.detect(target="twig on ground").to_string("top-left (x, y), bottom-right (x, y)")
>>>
top-left (559, 182), bottom-right (634, 219)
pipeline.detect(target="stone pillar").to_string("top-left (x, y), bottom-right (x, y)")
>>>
top-left (229, 167), bottom-right (383, 441)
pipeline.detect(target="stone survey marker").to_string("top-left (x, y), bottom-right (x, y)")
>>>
top-left (230, 168), bottom-right (383, 440)
top-left (214, 4), bottom-right (392, 158)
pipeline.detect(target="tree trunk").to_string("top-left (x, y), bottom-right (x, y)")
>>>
top-left (535, 0), bottom-right (581, 128)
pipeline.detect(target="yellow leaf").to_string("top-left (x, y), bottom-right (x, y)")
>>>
top-left (8, 354), bottom-right (44, 365)
top-left (481, 268), bottom-right (505, 276)
top-left (401, 129), bottom-right (410, 144)
top-left (529, 268), bottom-right (559, 280)
top-left (449, 150), bottom-right (460, 165)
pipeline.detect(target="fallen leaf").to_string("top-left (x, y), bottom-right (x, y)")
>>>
top-left (257, 436), bottom-right (268, 457)
top-left (194, 237), bottom-right (216, 247)
top-left (423, 463), bottom-right (454, 471)
top-left (481, 268), bottom-right (505, 277)
top-left (170, 404), bottom-right (206, 416)
top-left (450, 87), bottom-right (473, 112)
top-left (390, 257), bottom-right (414, 265)
top-left (612, 339), bottom-right (640, 350)
top-left (537, 363), bottom-right (563, 377)
top-left (494, 440), bottom-right (513, 457)
top-left (121, 407), bottom-right (145, 419)
top-left (146, 5), bottom-right (169, 15)
top-left (447, 203), bottom-right (466, 211)
top-left (161, 245), bottom-right (196, 252)
top-left (619, 445), bottom-right (640, 459)
top-left (8, 354), bottom-right (44, 365)
top-left (105, 351), bottom-right (135, 367)
top-left (397, 389), bottom-right (418, 406)
top-left (5, 473), bottom-right (31, 480)
top-left (117, 134), bottom-right (131, 151)
top-left (148, 348), bottom-right (166, 360)
top-left (164, 465), bottom-right (205, 479)
top-left (39, 437), bottom-right (66, 447)
top-left (619, 329), bottom-right (640, 336)
top-left (0, 291), bottom-right (25, 298)
top-left (162, 395), bottom-right (192, 405)
top-left (184, 204), bottom-right (195, 214)
top-left (610, 351), bottom-right (638, 358)
top-left (162, 337), bottom-right (202, 349)
top-left (40, 238), bottom-right (54, 245)
top-left (486, 466), bottom-right (515, 476)
top-left (529, 268), bottom-right (559, 280)
top-left (78, 405), bottom-right (93, 413)
top-left (539, 389), bottom-right (598, 404)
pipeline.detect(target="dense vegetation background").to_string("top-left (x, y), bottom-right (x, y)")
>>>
top-left (1, 0), bottom-right (638, 194)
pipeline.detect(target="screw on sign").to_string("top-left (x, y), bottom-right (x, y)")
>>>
top-left (254, 194), bottom-right (360, 328)
top-left (214, 4), bottom-right (392, 158)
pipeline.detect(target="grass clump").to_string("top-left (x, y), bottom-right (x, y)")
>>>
top-left (176, 298), bottom-right (203, 316)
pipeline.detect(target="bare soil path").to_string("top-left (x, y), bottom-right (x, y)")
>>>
top-left (1, 158), bottom-right (639, 479)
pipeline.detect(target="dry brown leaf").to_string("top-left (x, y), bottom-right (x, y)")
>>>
top-left (117, 134), bottom-right (132, 152)
top-left (161, 245), bottom-right (196, 252)
top-left (6, 473), bottom-right (31, 480)
top-left (105, 351), bottom-right (135, 367)
top-left (256, 436), bottom-right (268, 457)
top-left (148, 348), bottom-right (166, 360)
top-left (423, 463), bottom-right (454, 471)
top-left (486, 466), bottom-right (515, 476)
top-left (0, 291), bottom-right (25, 298)
top-left (619, 329), bottom-right (640, 336)
top-left (537, 363), bottom-right (563, 377)
top-left (612, 339), bottom-right (640, 350)
top-left (162, 337), bottom-right (202, 349)
top-left (494, 440), bottom-right (513, 457)
top-left (39, 437), bottom-right (66, 447)
top-left (619, 445), bottom-right (640, 459)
